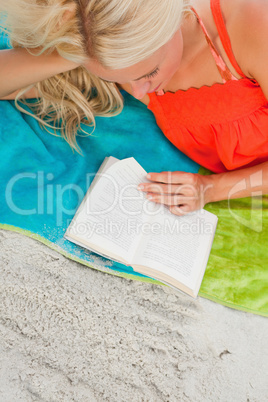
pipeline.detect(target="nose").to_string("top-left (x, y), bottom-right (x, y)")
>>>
top-left (130, 80), bottom-right (151, 100)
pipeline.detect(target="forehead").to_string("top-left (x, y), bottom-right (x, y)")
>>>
top-left (83, 29), bottom-right (180, 83)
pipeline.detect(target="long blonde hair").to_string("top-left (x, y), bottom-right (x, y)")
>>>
top-left (0, 0), bottom-right (189, 150)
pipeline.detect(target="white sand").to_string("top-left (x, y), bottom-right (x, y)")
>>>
top-left (0, 229), bottom-right (267, 402)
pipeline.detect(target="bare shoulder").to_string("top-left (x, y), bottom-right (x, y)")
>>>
top-left (225, 0), bottom-right (268, 77)
top-left (228, 0), bottom-right (268, 39)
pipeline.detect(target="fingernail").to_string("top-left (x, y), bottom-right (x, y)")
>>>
top-left (147, 174), bottom-right (151, 179)
top-left (137, 185), bottom-right (144, 190)
top-left (147, 194), bottom-right (153, 200)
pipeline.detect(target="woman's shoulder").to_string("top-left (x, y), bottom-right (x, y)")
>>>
top-left (191, 0), bottom-right (268, 62)
top-left (225, 0), bottom-right (268, 35)
top-left (224, 0), bottom-right (268, 79)
top-left (199, 0), bottom-right (268, 42)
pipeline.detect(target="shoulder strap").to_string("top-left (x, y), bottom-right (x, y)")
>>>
top-left (210, 0), bottom-right (246, 78)
top-left (191, 7), bottom-right (236, 83)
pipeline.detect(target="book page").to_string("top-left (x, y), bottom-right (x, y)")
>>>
top-left (66, 158), bottom-right (154, 263)
top-left (134, 208), bottom-right (217, 291)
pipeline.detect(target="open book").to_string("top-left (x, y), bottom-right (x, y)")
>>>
top-left (65, 157), bottom-right (218, 297)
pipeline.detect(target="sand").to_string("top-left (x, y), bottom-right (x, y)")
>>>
top-left (0, 228), bottom-right (267, 402)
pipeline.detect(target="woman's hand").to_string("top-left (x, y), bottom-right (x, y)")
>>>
top-left (137, 171), bottom-right (213, 215)
top-left (138, 162), bottom-right (268, 215)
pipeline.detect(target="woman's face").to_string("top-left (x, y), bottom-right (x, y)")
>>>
top-left (83, 28), bottom-right (183, 99)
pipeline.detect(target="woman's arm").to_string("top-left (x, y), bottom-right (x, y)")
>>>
top-left (137, 162), bottom-right (268, 215)
top-left (0, 48), bottom-right (80, 99)
top-left (0, 87), bottom-right (40, 100)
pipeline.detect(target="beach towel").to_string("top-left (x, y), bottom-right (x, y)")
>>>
top-left (0, 32), bottom-right (267, 317)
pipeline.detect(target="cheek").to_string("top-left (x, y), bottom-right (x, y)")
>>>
top-left (159, 40), bottom-right (183, 80)
top-left (160, 55), bottom-right (181, 80)
top-left (165, 33), bottom-right (183, 75)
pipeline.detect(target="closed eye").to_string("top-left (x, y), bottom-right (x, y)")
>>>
top-left (144, 68), bottom-right (160, 79)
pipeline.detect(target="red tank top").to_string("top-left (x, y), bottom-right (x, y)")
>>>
top-left (148, 0), bottom-right (268, 173)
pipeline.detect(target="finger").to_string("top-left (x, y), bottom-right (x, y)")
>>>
top-left (138, 183), bottom-right (184, 195)
top-left (146, 193), bottom-right (195, 206)
top-left (147, 171), bottom-right (196, 185)
top-left (138, 183), bottom-right (197, 197)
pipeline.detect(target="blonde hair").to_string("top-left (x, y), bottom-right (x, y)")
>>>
top-left (0, 0), bottom-right (189, 150)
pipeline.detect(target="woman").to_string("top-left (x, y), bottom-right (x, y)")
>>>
top-left (0, 0), bottom-right (268, 215)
